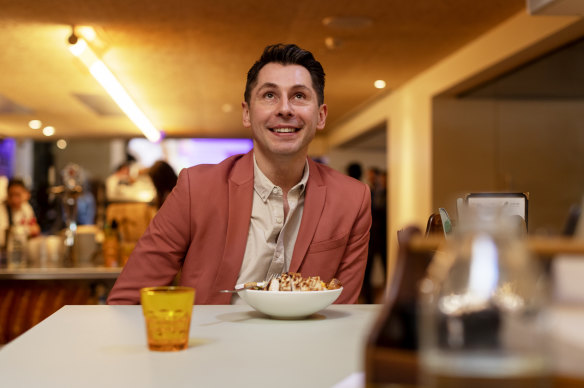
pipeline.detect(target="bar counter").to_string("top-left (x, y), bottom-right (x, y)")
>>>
top-left (0, 267), bottom-right (121, 344)
top-left (0, 266), bottom-right (122, 280)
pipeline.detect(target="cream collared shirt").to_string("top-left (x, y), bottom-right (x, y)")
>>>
top-left (232, 155), bottom-right (309, 304)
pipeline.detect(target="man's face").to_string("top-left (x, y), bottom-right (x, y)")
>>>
top-left (7, 185), bottom-right (29, 210)
top-left (242, 63), bottom-right (327, 161)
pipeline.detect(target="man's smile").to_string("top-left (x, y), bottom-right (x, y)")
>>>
top-left (270, 126), bottom-right (301, 133)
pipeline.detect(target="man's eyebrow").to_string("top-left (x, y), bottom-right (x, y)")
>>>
top-left (256, 82), bottom-right (278, 91)
top-left (256, 82), bottom-right (311, 91)
top-left (291, 84), bottom-right (311, 91)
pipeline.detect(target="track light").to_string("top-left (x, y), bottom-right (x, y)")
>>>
top-left (68, 29), bottom-right (162, 143)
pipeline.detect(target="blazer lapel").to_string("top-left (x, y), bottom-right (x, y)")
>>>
top-left (211, 152), bottom-right (254, 303)
top-left (289, 159), bottom-right (326, 273)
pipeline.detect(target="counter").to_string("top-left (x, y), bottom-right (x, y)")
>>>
top-left (0, 266), bottom-right (122, 280)
top-left (0, 267), bottom-right (121, 344)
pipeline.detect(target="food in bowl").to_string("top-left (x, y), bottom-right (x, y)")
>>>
top-left (251, 272), bottom-right (342, 291)
top-left (238, 285), bottom-right (344, 319)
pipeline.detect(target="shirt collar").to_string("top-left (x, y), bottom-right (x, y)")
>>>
top-left (253, 154), bottom-right (309, 202)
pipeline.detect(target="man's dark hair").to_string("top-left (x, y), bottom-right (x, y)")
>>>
top-left (7, 177), bottom-right (28, 191)
top-left (244, 43), bottom-right (325, 105)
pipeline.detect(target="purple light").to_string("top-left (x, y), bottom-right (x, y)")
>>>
top-left (128, 138), bottom-right (253, 172)
top-left (0, 138), bottom-right (16, 177)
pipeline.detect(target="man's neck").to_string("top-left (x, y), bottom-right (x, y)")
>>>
top-left (254, 151), bottom-right (306, 194)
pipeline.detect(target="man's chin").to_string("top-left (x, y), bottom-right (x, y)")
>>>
top-left (257, 142), bottom-right (301, 157)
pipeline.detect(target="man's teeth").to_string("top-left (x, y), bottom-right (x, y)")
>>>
top-left (273, 127), bottom-right (296, 133)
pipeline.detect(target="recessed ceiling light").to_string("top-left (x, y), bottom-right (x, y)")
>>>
top-left (29, 119), bottom-right (42, 129)
top-left (324, 37), bottom-right (343, 50)
top-left (374, 80), bottom-right (387, 89)
top-left (322, 16), bottom-right (373, 29)
top-left (56, 139), bottom-right (68, 149)
top-left (43, 126), bottom-right (55, 136)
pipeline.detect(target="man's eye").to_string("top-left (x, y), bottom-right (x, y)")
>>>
top-left (264, 92), bottom-right (275, 99)
top-left (294, 93), bottom-right (305, 99)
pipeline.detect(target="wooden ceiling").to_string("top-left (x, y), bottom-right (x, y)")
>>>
top-left (0, 0), bottom-right (525, 140)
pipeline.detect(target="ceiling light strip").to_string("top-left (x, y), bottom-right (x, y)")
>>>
top-left (69, 38), bottom-right (161, 143)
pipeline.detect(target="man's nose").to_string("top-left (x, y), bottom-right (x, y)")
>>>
top-left (276, 98), bottom-right (293, 117)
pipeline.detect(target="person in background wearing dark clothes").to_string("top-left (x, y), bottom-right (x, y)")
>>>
top-left (346, 162), bottom-right (363, 181)
top-left (148, 161), bottom-right (178, 209)
top-left (362, 168), bottom-right (388, 303)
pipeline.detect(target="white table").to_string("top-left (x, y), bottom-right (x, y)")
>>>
top-left (0, 304), bottom-right (379, 388)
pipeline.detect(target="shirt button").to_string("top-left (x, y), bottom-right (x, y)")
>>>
top-left (276, 217), bottom-right (283, 224)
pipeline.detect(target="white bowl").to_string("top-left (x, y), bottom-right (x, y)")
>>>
top-left (238, 287), bottom-right (343, 319)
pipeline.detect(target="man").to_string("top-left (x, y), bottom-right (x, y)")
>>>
top-left (108, 44), bottom-right (371, 304)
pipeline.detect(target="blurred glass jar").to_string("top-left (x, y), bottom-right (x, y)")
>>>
top-left (418, 211), bottom-right (552, 388)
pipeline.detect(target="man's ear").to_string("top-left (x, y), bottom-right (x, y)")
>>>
top-left (242, 101), bottom-right (251, 128)
top-left (316, 103), bottom-right (328, 130)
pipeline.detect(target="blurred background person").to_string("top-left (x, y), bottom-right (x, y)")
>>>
top-left (75, 170), bottom-right (97, 226)
top-left (105, 154), bottom-right (155, 204)
top-left (362, 168), bottom-right (388, 303)
top-left (148, 161), bottom-right (178, 209)
top-left (366, 167), bottom-right (379, 191)
top-left (346, 162), bottom-right (363, 182)
top-left (0, 178), bottom-right (41, 246)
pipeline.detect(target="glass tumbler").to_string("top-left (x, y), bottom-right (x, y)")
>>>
top-left (140, 286), bottom-right (195, 351)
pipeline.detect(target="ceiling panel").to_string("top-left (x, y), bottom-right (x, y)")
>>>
top-left (0, 0), bottom-right (525, 140)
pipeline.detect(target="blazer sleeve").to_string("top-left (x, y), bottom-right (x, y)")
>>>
top-left (107, 169), bottom-right (193, 304)
top-left (334, 183), bottom-right (371, 304)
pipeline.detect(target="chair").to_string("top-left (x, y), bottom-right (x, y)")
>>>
top-left (105, 202), bottom-right (156, 243)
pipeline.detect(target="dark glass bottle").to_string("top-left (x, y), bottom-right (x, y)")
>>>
top-left (365, 225), bottom-right (436, 387)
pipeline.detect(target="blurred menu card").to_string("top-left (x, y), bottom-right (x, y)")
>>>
top-left (465, 192), bottom-right (529, 226)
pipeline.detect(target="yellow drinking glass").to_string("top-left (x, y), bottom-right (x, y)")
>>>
top-left (140, 286), bottom-right (195, 351)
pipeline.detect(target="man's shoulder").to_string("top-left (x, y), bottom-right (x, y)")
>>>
top-left (183, 153), bottom-right (248, 175)
top-left (180, 152), bottom-right (253, 187)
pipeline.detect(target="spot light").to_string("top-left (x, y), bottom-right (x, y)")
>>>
top-left (374, 80), bottom-right (387, 89)
top-left (56, 139), bottom-right (68, 149)
top-left (43, 126), bottom-right (55, 137)
top-left (29, 120), bottom-right (42, 130)
top-left (324, 37), bottom-right (343, 50)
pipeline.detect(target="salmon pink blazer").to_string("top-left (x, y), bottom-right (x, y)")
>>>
top-left (107, 151), bottom-right (371, 305)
